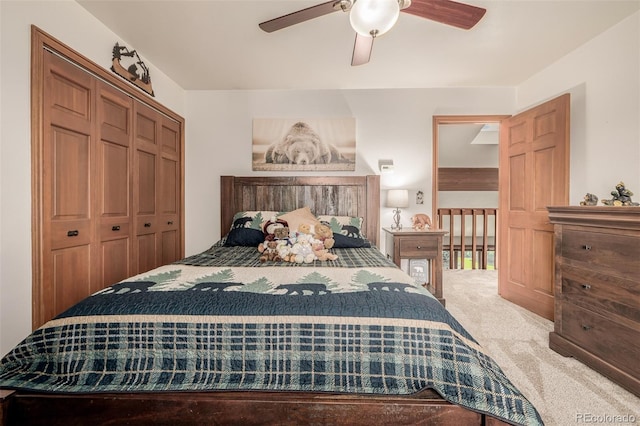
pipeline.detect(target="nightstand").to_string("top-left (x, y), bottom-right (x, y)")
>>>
top-left (383, 228), bottom-right (449, 306)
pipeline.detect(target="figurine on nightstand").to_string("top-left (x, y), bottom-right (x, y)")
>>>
top-left (411, 214), bottom-right (432, 230)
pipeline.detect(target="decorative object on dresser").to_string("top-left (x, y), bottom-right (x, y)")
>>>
top-left (386, 189), bottom-right (409, 229)
top-left (383, 227), bottom-right (449, 305)
top-left (579, 193), bottom-right (598, 206)
top-left (601, 181), bottom-right (638, 206)
top-left (547, 206), bottom-right (640, 397)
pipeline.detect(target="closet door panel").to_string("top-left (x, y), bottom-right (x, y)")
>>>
top-left (101, 238), bottom-right (130, 287)
top-left (137, 233), bottom-right (158, 274)
top-left (50, 245), bottom-right (92, 317)
top-left (134, 102), bottom-right (160, 273)
top-left (97, 82), bottom-right (133, 287)
top-left (41, 51), bottom-right (96, 325)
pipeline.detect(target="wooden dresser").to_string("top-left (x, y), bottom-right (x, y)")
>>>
top-left (547, 206), bottom-right (640, 397)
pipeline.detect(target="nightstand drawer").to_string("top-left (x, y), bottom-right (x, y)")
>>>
top-left (562, 230), bottom-right (640, 276)
top-left (399, 238), bottom-right (439, 257)
top-left (561, 302), bottom-right (640, 378)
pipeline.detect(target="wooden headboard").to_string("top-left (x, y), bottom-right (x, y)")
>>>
top-left (221, 176), bottom-right (380, 247)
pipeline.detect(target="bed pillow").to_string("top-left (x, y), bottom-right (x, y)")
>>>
top-left (317, 215), bottom-right (371, 248)
top-left (224, 211), bottom-right (280, 246)
top-left (279, 207), bottom-right (320, 233)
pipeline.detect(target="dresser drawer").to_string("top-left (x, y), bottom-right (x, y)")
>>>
top-left (561, 229), bottom-right (640, 276)
top-left (399, 238), bottom-right (438, 257)
top-left (561, 302), bottom-right (640, 378)
top-left (561, 265), bottom-right (640, 324)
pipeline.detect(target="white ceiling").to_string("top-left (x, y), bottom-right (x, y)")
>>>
top-left (76, 0), bottom-right (640, 90)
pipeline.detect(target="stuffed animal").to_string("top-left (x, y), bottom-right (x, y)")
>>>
top-left (295, 223), bottom-right (314, 238)
top-left (258, 240), bottom-right (281, 262)
top-left (275, 239), bottom-right (293, 262)
top-left (314, 223), bottom-right (335, 249)
top-left (411, 214), bottom-right (432, 230)
top-left (290, 236), bottom-right (315, 263)
top-left (312, 241), bottom-right (338, 261)
top-left (263, 217), bottom-right (289, 241)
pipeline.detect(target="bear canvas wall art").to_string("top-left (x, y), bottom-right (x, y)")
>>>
top-left (252, 118), bottom-right (356, 171)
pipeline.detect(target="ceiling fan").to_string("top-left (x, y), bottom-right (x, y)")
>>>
top-left (259, 0), bottom-right (486, 66)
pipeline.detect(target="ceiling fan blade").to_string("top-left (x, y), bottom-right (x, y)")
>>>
top-left (259, 1), bottom-right (342, 33)
top-left (351, 33), bottom-right (374, 66)
top-left (403, 0), bottom-right (486, 30)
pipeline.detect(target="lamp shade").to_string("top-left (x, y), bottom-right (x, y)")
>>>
top-left (350, 0), bottom-right (400, 37)
top-left (386, 189), bottom-right (409, 208)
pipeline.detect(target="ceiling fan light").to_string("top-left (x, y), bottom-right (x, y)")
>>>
top-left (349, 0), bottom-right (400, 37)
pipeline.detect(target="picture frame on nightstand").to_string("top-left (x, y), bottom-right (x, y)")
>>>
top-left (409, 259), bottom-right (429, 287)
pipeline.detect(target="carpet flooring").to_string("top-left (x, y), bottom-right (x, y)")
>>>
top-left (443, 269), bottom-right (639, 426)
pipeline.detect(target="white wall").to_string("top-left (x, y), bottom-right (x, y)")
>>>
top-left (517, 11), bottom-right (640, 205)
top-left (184, 88), bottom-right (516, 258)
top-left (0, 0), bottom-right (186, 355)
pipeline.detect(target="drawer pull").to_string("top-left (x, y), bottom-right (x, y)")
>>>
top-left (67, 230), bottom-right (79, 237)
top-left (144, 223), bottom-right (151, 228)
top-left (582, 245), bottom-right (592, 251)
top-left (416, 246), bottom-right (422, 249)
top-left (582, 325), bottom-right (592, 331)
top-left (168, 221), bottom-right (174, 225)
top-left (581, 284), bottom-right (591, 290)
top-left (112, 226), bottom-right (121, 231)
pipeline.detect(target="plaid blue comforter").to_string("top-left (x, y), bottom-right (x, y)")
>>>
top-left (0, 245), bottom-right (543, 426)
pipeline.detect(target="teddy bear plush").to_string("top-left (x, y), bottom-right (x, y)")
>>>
top-left (314, 223), bottom-right (335, 249)
top-left (290, 234), bottom-right (316, 263)
top-left (258, 240), bottom-right (281, 262)
top-left (312, 241), bottom-right (338, 261)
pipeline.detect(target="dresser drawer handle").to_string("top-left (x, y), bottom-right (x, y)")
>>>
top-left (168, 221), bottom-right (174, 225)
top-left (581, 284), bottom-right (591, 290)
top-left (67, 230), bottom-right (79, 237)
top-left (582, 245), bottom-right (592, 251)
top-left (416, 245), bottom-right (422, 249)
top-left (112, 225), bottom-right (121, 231)
top-left (144, 223), bottom-right (151, 228)
top-left (582, 325), bottom-right (592, 331)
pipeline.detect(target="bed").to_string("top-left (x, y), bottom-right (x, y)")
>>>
top-left (0, 175), bottom-right (542, 426)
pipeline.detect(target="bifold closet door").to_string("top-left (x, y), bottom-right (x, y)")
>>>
top-left (41, 51), bottom-right (96, 322)
top-left (96, 81), bottom-right (133, 287)
top-left (133, 102), bottom-right (182, 274)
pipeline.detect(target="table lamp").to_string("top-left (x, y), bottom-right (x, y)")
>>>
top-left (386, 189), bottom-right (409, 230)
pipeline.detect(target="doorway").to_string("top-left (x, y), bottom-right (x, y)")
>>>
top-left (432, 115), bottom-right (509, 270)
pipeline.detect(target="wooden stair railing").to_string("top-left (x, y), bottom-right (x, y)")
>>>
top-left (437, 208), bottom-right (497, 269)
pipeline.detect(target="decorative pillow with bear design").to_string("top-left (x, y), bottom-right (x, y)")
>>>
top-left (223, 211), bottom-right (280, 246)
top-left (316, 215), bottom-right (370, 248)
